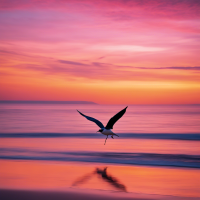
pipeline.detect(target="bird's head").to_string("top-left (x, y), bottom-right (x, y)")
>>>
top-left (97, 129), bottom-right (103, 133)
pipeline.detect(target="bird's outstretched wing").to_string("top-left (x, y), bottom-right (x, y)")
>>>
top-left (77, 110), bottom-right (105, 129)
top-left (105, 106), bottom-right (128, 129)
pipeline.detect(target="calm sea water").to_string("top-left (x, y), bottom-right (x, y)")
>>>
top-left (0, 103), bottom-right (200, 198)
top-left (0, 103), bottom-right (199, 168)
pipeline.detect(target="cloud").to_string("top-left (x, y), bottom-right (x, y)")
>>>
top-left (90, 45), bottom-right (166, 52)
top-left (159, 66), bottom-right (200, 70)
top-left (1, 0), bottom-right (200, 21)
top-left (0, 49), bottom-right (32, 57)
top-left (0, 0), bottom-right (199, 46)
top-left (5, 59), bottom-right (200, 83)
top-left (0, 0), bottom-right (199, 84)
top-left (136, 66), bottom-right (200, 70)
top-left (58, 60), bottom-right (87, 66)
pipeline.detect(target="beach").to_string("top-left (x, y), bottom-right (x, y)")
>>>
top-left (0, 103), bottom-right (200, 199)
top-left (0, 159), bottom-right (200, 199)
top-left (1, 188), bottom-right (199, 200)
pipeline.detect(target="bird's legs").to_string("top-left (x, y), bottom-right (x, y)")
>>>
top-left (104, 135), bottom-right (108, 145)
top-left (111, 135), bottom-right (114, 139)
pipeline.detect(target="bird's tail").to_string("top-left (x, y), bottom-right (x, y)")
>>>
top-left (114, 133), bottom-right (119, 137)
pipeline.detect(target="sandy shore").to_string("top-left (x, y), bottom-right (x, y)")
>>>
top-left (1, 188), bottom-right (198, 200)
top-left (0, 189), bottom-right (146, 200)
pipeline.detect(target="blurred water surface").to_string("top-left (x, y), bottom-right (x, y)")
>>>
top-left (0, 103), bottom-right (200, 133)
top-left (0, 103), bottom-right (200, 198)
top-left (0, 103), bottom-right (200, 166)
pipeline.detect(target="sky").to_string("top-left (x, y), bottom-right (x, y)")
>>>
top-left (0, 0), bottom-right (200, 104)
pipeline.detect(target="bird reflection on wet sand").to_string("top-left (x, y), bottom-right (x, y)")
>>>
top-left (72, 167), bottom-right (127, 192)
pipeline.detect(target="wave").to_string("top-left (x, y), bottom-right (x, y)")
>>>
top-left (0, 148), bottom-right (199, 168)
top-left (0, 133), bottom-right (200, 140)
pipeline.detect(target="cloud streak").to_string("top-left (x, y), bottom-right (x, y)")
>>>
top-left (58, 60), bottom-right (87, 66)
top-left (3, 57), bottom-right (200, 83)
top-left (0, 0), bottom-right (199, 24)
top-left (132, 66), bottom-right (200, 70)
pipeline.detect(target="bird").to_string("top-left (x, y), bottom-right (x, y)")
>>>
top-left (72, 167), bottom-right (127, 192)
top-left (77, 106), bottom-right (128, 145)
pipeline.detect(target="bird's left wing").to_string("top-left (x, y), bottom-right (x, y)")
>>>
top-left (77, 110), bottom-right (105, 129)
top-left (105, 106), bottom-right (128, 129)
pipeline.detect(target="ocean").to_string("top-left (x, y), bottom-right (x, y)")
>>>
top-left (0, 103), bottom-right (200, 199)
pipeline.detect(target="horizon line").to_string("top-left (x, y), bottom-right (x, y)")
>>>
top-left (0, 100), bottom-right (200, 106)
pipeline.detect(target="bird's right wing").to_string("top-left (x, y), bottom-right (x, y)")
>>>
top-left (77, 110), bottom-right (105, 129)
top-left (105, 106), bottom-right (128, 129)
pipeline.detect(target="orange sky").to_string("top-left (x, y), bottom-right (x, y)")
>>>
top-left (0, 0), bottom-right (200, 104)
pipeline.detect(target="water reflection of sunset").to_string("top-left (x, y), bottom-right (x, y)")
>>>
top-left (0, 138), bottom-right (200, 155)
top-left (0, 160), bottom-right (199, 198)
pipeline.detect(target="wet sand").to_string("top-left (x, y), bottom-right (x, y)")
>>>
top-left (1, 188), bottom-right (199, 200)
top-left (1, 160), bottom-right (200, 196)
top-left (0, 189), bottom-right (133, 200)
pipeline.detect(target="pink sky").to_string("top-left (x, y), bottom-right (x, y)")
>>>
top-left (0, 0), bottom-right (200, 104)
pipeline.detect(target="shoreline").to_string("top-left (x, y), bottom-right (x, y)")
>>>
top-left (0, 188), bottom-right (198, 200)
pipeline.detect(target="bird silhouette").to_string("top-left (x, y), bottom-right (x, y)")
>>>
top-left (72, 167), bottom-right (127, 192)
top-left (77, 107), bottom-right (128, 144)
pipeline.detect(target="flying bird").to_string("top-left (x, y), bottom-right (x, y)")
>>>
top-left (77, 106), bottom-right (128, 145)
